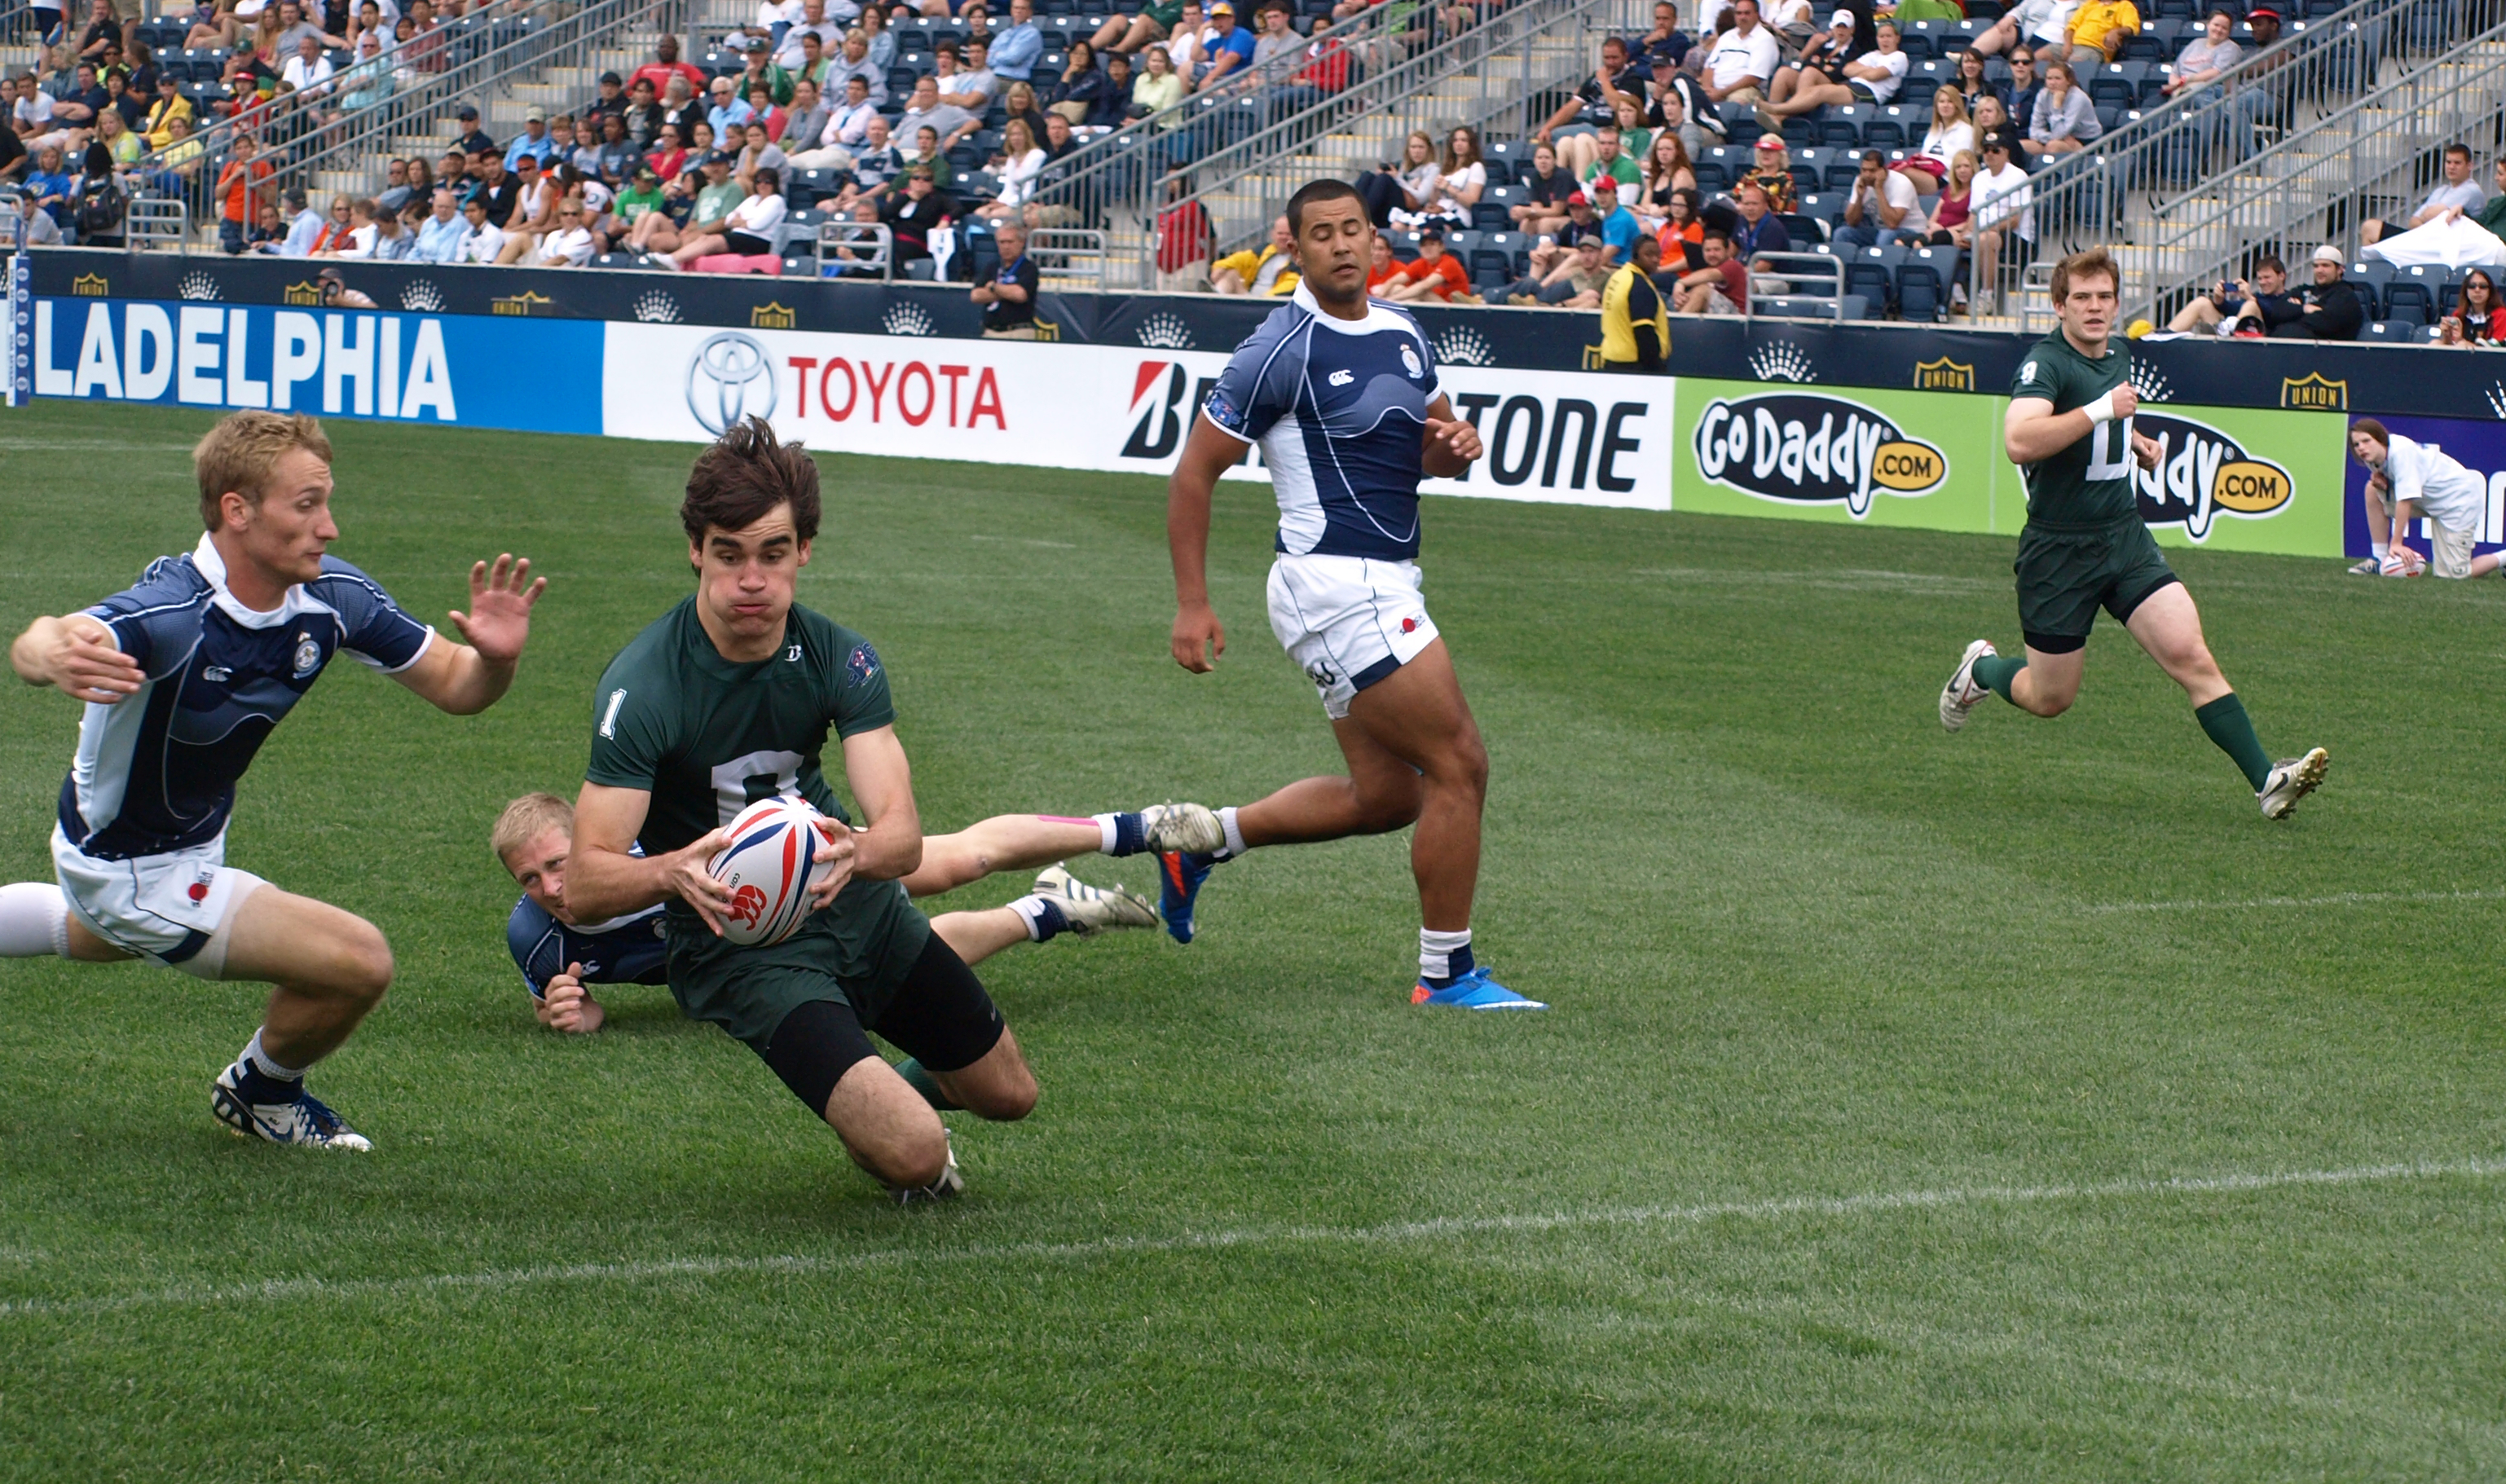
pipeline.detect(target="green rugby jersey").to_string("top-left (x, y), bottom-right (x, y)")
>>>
top-left (585, 596), bottom-right (893, 887)
top-left (2010, 330), bottom-right (2138, 528)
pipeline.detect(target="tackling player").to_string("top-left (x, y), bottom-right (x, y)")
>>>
top-left (0, 411), bottom-right (544, 1149)
top-left (561, 418), bottom-right (1042, 1201)
top-left (1938, 247), bottom-right (2329, 818)
top-left (494, 791), bottom-right (1199, 1033)
top-left (1161, 177), bottom-right (1543, 1011)
top-left (2345, 420), bottom-right (2502, 579)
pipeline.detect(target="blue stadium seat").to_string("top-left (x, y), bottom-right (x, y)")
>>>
top-left (1479, 231), bottom-right (1530, 275)
top-left (1389, 228), bottom-right (1421, 261)
top-left (1817, 105), bottom-right (1869, 148)
top-left (1795, 191), bottom-right (1843, 222)
top-left (1867, 106), bottom-right (1916, 149)
top-left (1844, 244), bottom-right (1905, 312)
top-left (1783, 114), bottom-right (1819, 151)
top-left (1824, 161), bottom-right (1861, 191)
top-left (1901, 246), bottom-right (1957, 322)
top-left (1484, 137), bottom-right (1522, 168)
top-left (2386, 264), bottom-right (2445, 324)
top-left (2345, 258), bottom-right (2393, 319)
top-left (1473, 200), bottom-right (1512, 231)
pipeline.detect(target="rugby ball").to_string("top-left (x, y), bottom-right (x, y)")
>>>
top-left (708, 795), bottom-right (835, 947)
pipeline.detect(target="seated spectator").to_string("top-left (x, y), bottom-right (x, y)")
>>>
top-left (1572, 121), bottom-right (1641, 202)
top-left (139, 72), bottom-right (192, 147)
top-left (972, 220), bottom-right (1041, 336)
top-left (742, 81), bottom-right (786, 145)
top-left (1636, 0), bottom-right (1691, 71)
top-left (1590, 176), bottom-right (1643, 262)
top-left (2256, 244), bottom-right (2363, 341)
top-left (1088, 48), bottom-right (1135, 129)
top-left (1503, 231), bottom-right (1614, 308)
top-left (586, 112), bottom-right (637, 184)
top-left (1918, 148), bottom-right (1977, 259)
top-left (1834, 149), bottom-right (1927, 248)
top-left (1091, 0), bottom-right (1184, 57)
top-left (604, 165), bottom-right (666, 241)
top-left (1130, 38), bottom-right (1187, 117)
top-left (1394, 126), bottom-right (1484, 230)
top-left (1046, 38), bottom-right (1104, 126)
top-left (1702, 0), bottom-right (1781, 115)
top-left (1759, 16), bottom-right (1905, 130)
top-left (1250, 2), bottom-right (1301, 74)
top-left (896, 75), bottom-right (982, 154)
top-left (373, 156), bottom-right (415, 214)
top-left (779, 77), bottom-right (828, 150)
top-left (1633, 130), bottom-right (1695, 230)
top-left (530, 196), bottom-right (596, 266)
top-left (1654, 187), bottom-right (1706, 268)
top-left (2166, 253), bottom-right (2289, 335)
top-left (932, 41), bottom-right (996, 112)
top-left (1194, 2), bottom-right (1256, 91)
top-left (1534, 36), bottom-right (1645, 182)
top-left (1671, 228), bottom-right (1746, 314)
top-left (828, 196), bottom-right (890, 275)
top-left (878, 165), bottom-right (954, 262)
top-left (67, 139), bottom-right (121, 245)
top-left (646, 123), bottom-right (690, 187)
top-left (493, 153), bottom-right (558, 262)
top-left (2021, 59), bottom-right (2100, 161)
top-left (1971, 0), bottom-right (2070, 59)
top-left (905, 123), bottom-right (945, 178)
top-left (2438, 269), bottom-right (2504, 346)
top-left (1382, 224), bottom-right (1478, 302)
top-left (1726, 178), bottom-right (1790, 269)
top-left (1365, 230), bottom-right (1403, 294)
top-left (278, 33), bottom-right (332, 99)
top-left (13, 186), bottom-right (64, 246)
top-left (2161, 8), bottom-right (2240, 97)
top-left (1913, 85), bottom-right (1972, 193)
top-left (451, 102), bottom-right (496, 158)
top-left (705, 75), bottom-right (754, 138)
top-left (1355, 130), bottom-right (1440, 228)
top-left (313, 194), bottom-right (376, 256)
top-left (304, 191), bottom-right (355, 253)
top-left (51, 62), bottom-right (106, 128)
top-left (2363, 143), bottom-right (2485, 245)
top-left (2058, 0), bottom-right (2137, 67)
top-left (630, 35), bottom-right (708, 107)
top-left (331, 29), bottom-right (392, 117)
top-left (1766, 11), bottom-right (1857, 113)
top-left (1211, 213), bottom-right (1298, 294)
top-left (622, 77), bottom-right (661, 148)
top-left (453, 192), bottom-right (504, 262)
top-left (1967, 132), bottom-right (2033, 313)
top-left (993, 0), bottom-right (1045, 83)
top-left (1512, 142), bottom-right (1577, 235)
top-left (254, 185), bottom-right (316, 255)
top-left (976, 117), bottom-right (1046, 220)
top-left (632, 149), bottom-right (738, 258)
top-left (184, 0), bottom-right (243, 51)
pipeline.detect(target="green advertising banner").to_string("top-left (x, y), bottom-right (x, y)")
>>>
top-left (1671, 377), bottom-right (2349, 557)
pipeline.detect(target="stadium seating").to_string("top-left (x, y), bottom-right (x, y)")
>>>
top-left (1901, 246), bottom-right (1959, 322)
top-left (1845, 244), bottom-right (1905, 314)
top-left (2385, 263), bottom-right (2447, 324)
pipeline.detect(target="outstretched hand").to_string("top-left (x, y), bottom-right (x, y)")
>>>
top-left (1172, 601), bottom-right (1227, 673)
top-left (447, 554), bottom-right (545, 666)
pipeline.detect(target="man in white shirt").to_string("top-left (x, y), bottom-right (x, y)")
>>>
top-left (1974, 0), bottom-right (2077, 57)
top-left (786, 73), bottom-right (873, 169)
top-left (2362, 143), bottom-right (2486, 245)
top-left (2348, 420), bottom-right (2501, 578)
top-left (455, 193), bottom-right (505, 262)
top-left (773, 0), bottom-right (852, 71)
top-left (412, 186), bottom-right (465, 262)
top-left (272, 187), bottom-right (325, 256)
top-left (1701, 0), bottom-right (1780, 109)
top-left (937, 37), bottom-right (997, 109)
top-left (1968, 133), bottom-right (2033, 314)
top-left (280, 34), bottom-right (335, 97)
top-left (1834, 148), bottom-right (1927, 248)
top-left (533, 198), bottom-right (597, 266)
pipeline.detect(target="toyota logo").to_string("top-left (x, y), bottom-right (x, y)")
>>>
top-left (685, 332), bottom-right (777, 434)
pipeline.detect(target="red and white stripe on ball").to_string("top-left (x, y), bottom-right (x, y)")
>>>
top-left (708, 795), bottom-right (829, 948)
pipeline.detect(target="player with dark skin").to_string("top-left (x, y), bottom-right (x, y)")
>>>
top-left (564, 499), bottom-right (1036, 1190)
top-left (1164, 192), bottom-right (1491, 946)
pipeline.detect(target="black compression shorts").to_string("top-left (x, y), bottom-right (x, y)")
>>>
top-left (751, 934), bottom-right (1005, 1116)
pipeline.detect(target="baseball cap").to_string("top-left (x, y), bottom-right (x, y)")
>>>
top-left (1592, 175), bottom-right (1619, 192)
top-left (1829, 7), bottom-right (1851, 24)
top-left (524, 104), bottom-right (545, 121)
top-left (634, 165), bottom-right (658, 181)
top-left (1575, 231), bottom-right (1604, 248)
top-left (1417, 222), bottom-right (1444, 240)
top-left (2312, 243), bottom-right (2343, 264)
top-left (516, 152), bottom-right (540, 167)
top-left (1980, 126), bottom-right (2016, 153)
top-left (1755, 132), bottom-right (1786, 149)
top-left (1210, 1), bottom-right (1234, 12)
top-left (1567, 189), bottom-right (1591, 206)
top-left (2246, 3), bottom-right (2279, 17)
top-left (599, 70), bottom-right (622, 84)
top-left (744, 33), bottom-right (769, 47)
top-left (456, 103), bottom-right (478, 118)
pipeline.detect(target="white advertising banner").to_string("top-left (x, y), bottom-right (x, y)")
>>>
top-left (601, 323), bottom-right (1671, 511)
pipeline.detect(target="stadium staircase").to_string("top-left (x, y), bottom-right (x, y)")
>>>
top-left (1062, 0), bottom-right (1644, 289)
top-left (1976, 0), bottom-right (2501, 329)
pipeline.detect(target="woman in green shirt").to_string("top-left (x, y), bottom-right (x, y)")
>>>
top-left (1130, 42), bottom-right (1187, 120)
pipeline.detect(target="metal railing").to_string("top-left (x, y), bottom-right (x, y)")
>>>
top-left (1059, 0), bottom-right (1634, 287)
top-left (816, 218), bottom-right (892, 280)
top-left (2133, 13), bottom-right (2506, 324)
top-left (126, 195), bottom-right (187, 249)
top-left (1743, 249), bottom-right (1848, 319)
top-left (1028, 225), bottom-right (1105, 290)
top-left (1971, 0), bottom-right (2480, 326)
top-left (129, 0), bottom-right (641, 241)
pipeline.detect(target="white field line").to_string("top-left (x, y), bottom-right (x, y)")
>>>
top-left (2, 1157), bottom-right (2499, 1321)
top-left (2090, 887), bottom-right (2506, 913)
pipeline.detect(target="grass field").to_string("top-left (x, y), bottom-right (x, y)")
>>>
top-left (2, 399), bottom-right (2502, 1482)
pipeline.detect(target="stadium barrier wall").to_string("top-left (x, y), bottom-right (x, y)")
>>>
top-left (17, 249), bottom-right (2506, 560)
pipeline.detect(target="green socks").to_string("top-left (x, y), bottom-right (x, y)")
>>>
top-left (896, 1059), bottom-right (960, 1112)
top-left (2195, 693), bottom-right (2273, 792)
top-left (1974, 654), bottom-right (2028, 702)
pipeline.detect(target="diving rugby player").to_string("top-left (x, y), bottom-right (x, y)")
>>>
top-left (1162, 178), bottom-right (1540, 1010)
top-left (1939, 248), bottom-right (2328, 817)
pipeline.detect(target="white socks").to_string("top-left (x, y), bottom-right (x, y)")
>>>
top-left (0, 882), bottom-right (69, 958)
top-left (1092, 812), bottom-right (1124, 854)
top-left (1006, 893), bottom-right (1053, 941)
top-left (1419, 927), bottom-right (1473, 984)
top-left (241, 1028), bottom-right (307, 1083)
top-left (1218, 806), bottom-right (1249, 859)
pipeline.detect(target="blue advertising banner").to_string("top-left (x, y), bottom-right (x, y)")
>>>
top-left (2340, 415), bottom-right (2506, 561)
top-left (20, 297), bottom-right (605, 434)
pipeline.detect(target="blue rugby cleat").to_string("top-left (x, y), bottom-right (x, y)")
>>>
top-left (212, 1062), bottom-right (372, 1151)
top-left (1411, 967), bottom-right (1547, 1011)
top-left (1156, 850), bottom-right (1219, 944)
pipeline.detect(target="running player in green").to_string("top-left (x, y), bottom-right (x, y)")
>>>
top-left (1937, 247), bottom-right (2330, 819)
top-left (562, 418), bottom-right (1034, 1202)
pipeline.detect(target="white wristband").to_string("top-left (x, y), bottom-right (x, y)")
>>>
top-left (2081, 389), bottom-right (2119, 425)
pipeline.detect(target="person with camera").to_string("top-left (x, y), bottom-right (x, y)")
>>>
top-left (2165, 253), bottom-right (2290, 337)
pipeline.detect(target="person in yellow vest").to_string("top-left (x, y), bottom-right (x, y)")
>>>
top-left (1209, 214), bottom-right (1301, 296)
top-left (1600, 233), bottom-right (1670, 372)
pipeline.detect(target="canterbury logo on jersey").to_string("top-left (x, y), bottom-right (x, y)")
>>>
top-left (1328, 369), bottom-right (1354, 386)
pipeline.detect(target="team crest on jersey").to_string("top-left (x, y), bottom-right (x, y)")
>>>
top-left (846, 642), bottom-right (881, 685)
top-left (290, 632), bottom-right (320, 678)
top-left (1400, 345), bottom-right (1423, 378)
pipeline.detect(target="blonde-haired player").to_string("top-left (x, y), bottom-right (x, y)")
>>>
top-left (0, 411), bottom-right (545, 1149)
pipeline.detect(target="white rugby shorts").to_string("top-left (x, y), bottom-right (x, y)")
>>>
top-left (2425, 517), bottom-right (2480, 579)
top-left (1265, 554), bottom-right (1440, 719)
top-left (51, 826), bottom-right (266, 978)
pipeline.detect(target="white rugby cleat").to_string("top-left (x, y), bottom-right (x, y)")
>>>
top-left (1138, 801), bottom-right (1226, 856)
top-left (1940, 639), bottom-right (1996, 733)
top-left (1033, 863), bottom-right (1157, 935)
top-left (211, 1063), bottom-right (372, 1152)
top-left (2258, 747), bottom-right (2329, 820)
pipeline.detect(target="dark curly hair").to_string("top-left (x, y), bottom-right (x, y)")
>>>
top-left (680, 416), bottom-right (821, 545)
